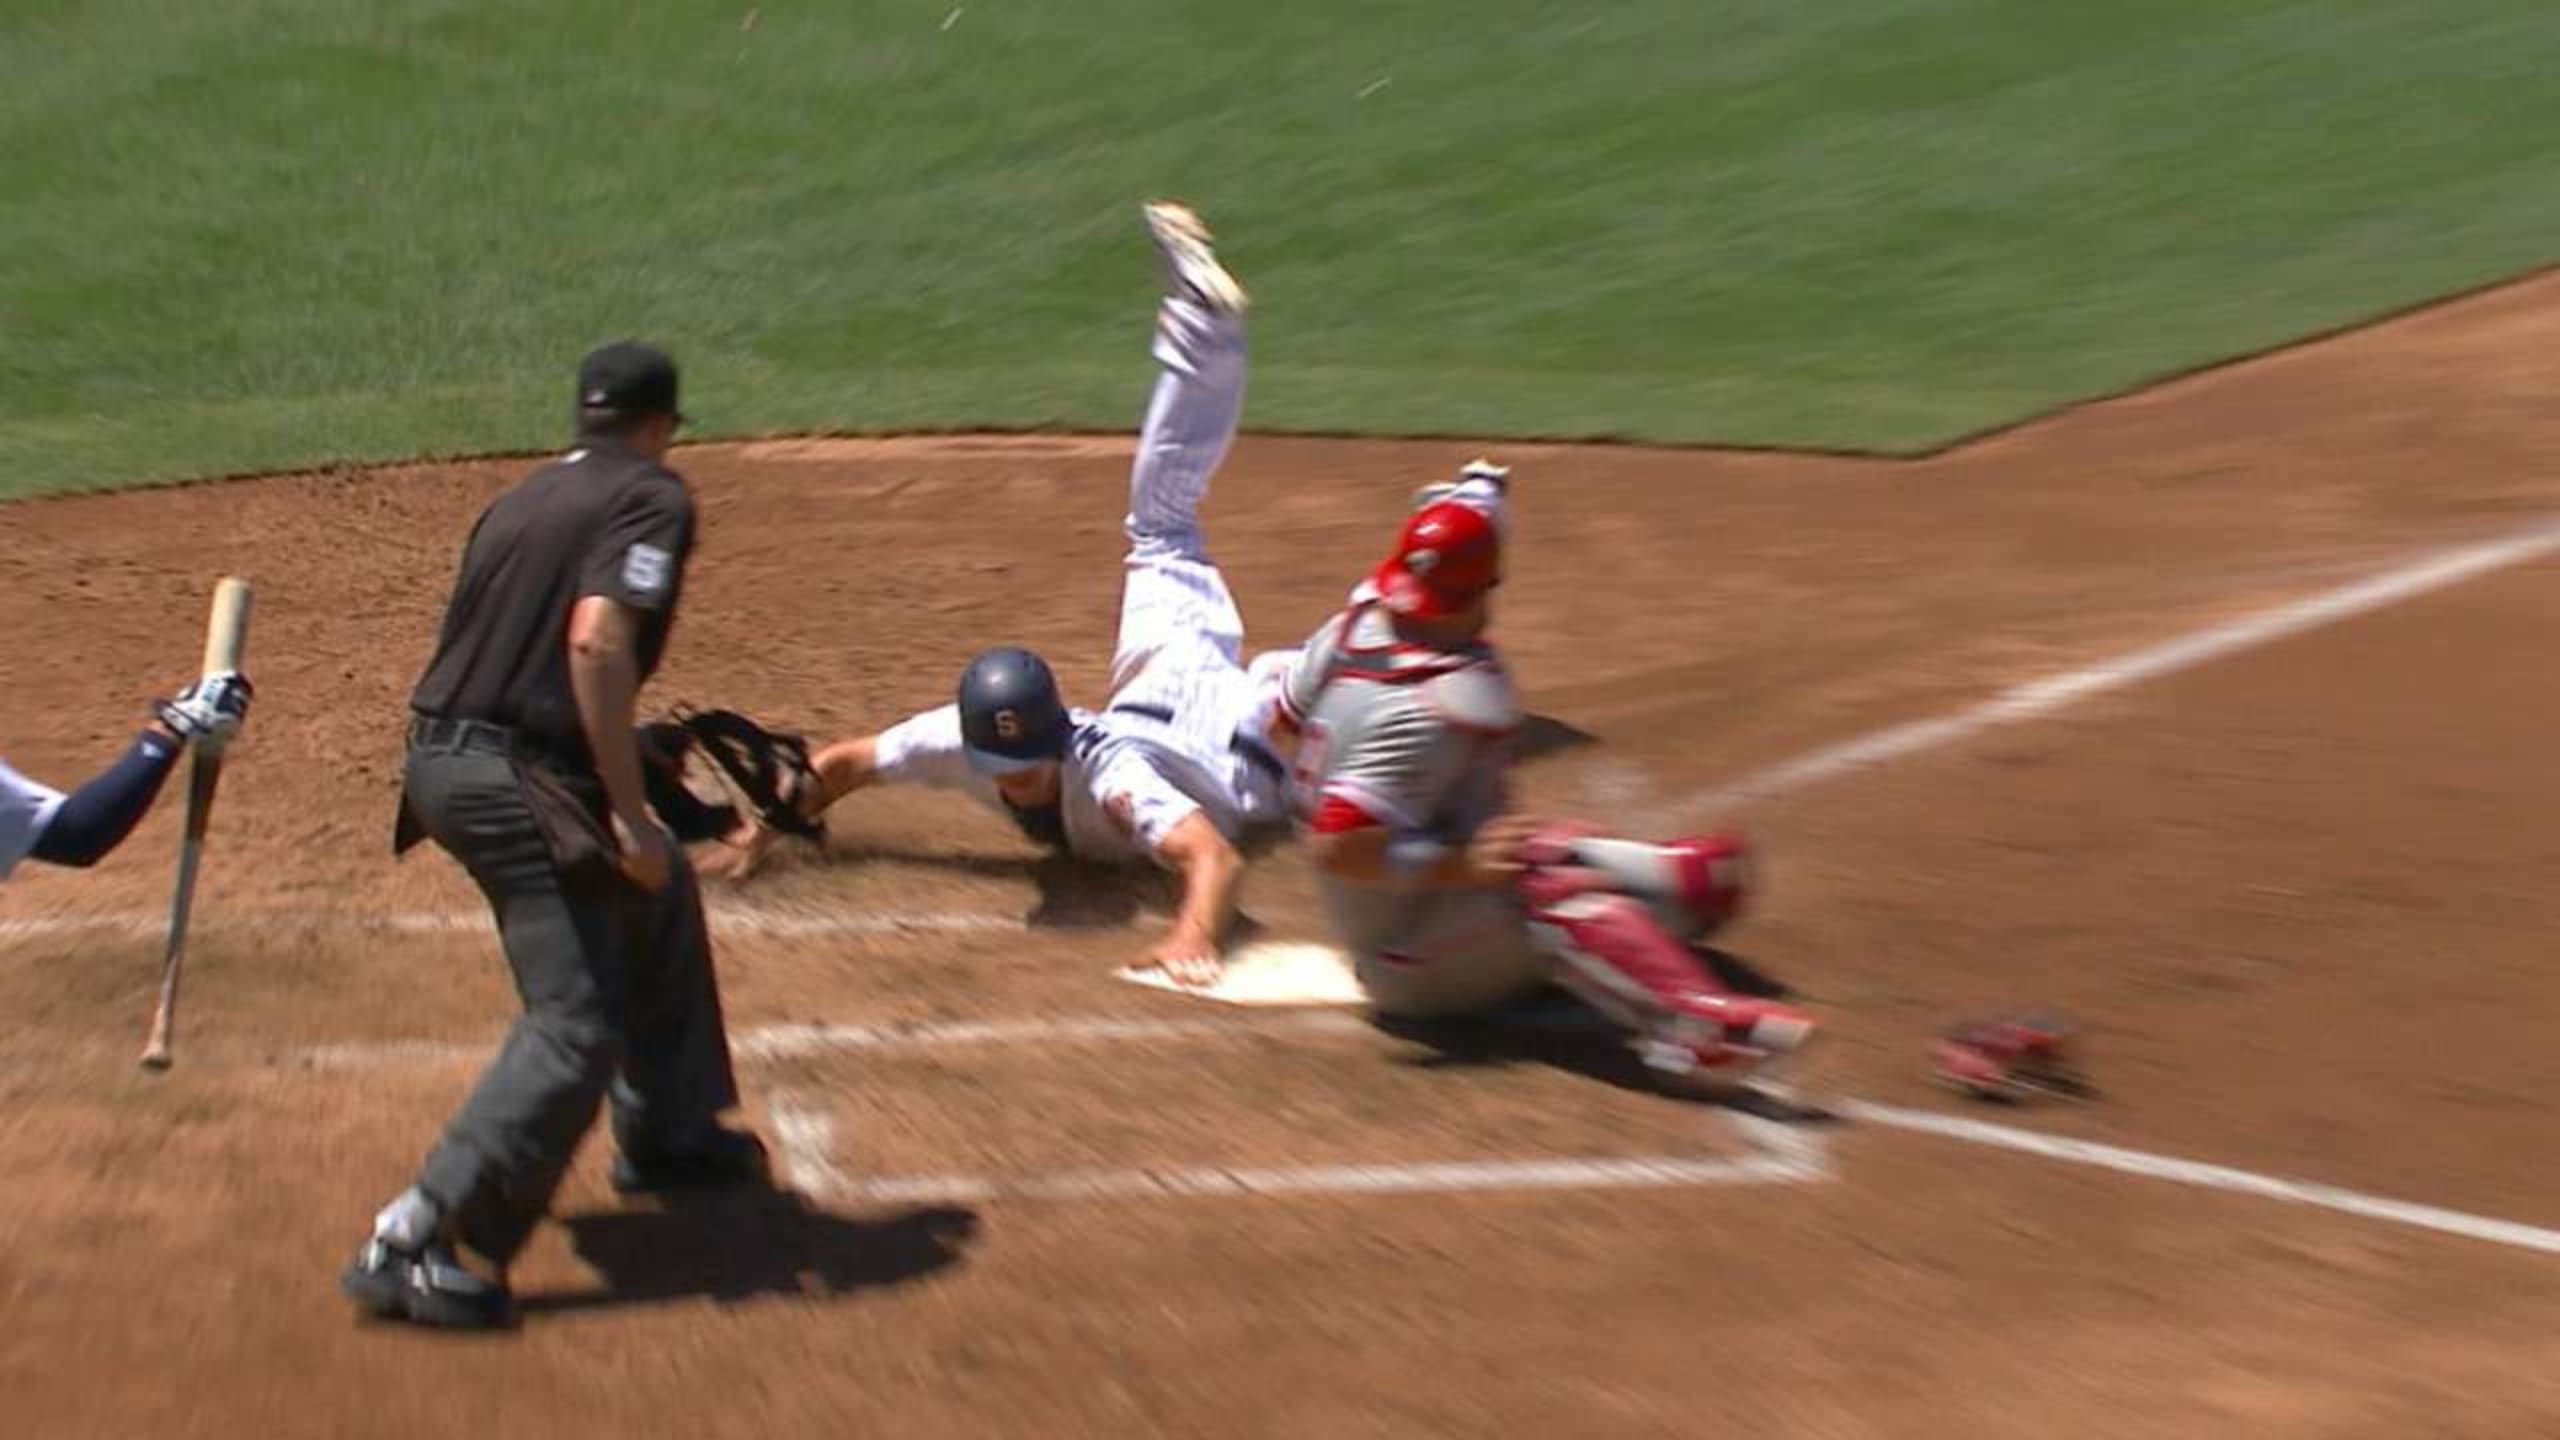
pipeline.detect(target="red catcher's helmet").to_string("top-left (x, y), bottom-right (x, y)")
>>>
top-left (1371, 500), bottom-right (1501, 619)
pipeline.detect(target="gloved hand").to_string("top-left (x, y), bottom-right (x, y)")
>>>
top-left (152, 671), bottom-right (254, 745)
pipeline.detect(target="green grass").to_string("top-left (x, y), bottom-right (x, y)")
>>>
top-left (4, 1), bottom-right (2558, 494)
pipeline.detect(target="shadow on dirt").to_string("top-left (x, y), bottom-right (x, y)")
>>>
top-left (521, 1184), bottom-right (979, 1317)
top-left (1514, 713), bottom-right (1600, 763)
top-left (759, 829), bottom-right (1295, 932)
top-left (1376, 952), bottom-right (1834, 1123)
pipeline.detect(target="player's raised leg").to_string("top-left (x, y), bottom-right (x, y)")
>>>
top-left (1111, 202), bottom-right (1252, 696)
top-left (1515, 825), bottom-right (1815, 1091)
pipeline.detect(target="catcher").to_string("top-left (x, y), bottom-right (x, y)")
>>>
top-left (707, 203), bottom-right (1291, 984)
top-left (1274, 482), bottom-right (1821, 1092)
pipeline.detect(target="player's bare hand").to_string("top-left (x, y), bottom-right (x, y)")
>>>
top-left (696, 821), bottom-right (776, 884)
top-left (1466, 813), bottom-right (1547, 883)
top-left (615, 816), bottom-right (676, 893)
top-left (1146, 931), bottom-right (1224, 990)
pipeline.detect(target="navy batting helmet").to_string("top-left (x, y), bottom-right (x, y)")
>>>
top-left (957, 647), bottom-right (1071, 775)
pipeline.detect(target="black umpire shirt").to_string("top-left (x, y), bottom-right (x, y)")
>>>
top-left (409, 437), bottom-right (695, 769)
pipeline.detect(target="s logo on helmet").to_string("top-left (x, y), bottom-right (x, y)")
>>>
top-left (994, 709), bottom-right (1022, 741)
top-left (1406, 547), bottom-right (1440, 575)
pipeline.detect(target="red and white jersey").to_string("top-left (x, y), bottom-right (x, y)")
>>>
top-left (1279, 602), bottom-right (1519, 959)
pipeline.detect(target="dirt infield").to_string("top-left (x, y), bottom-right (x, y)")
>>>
top-left (7, 274), bottom-right (2560, 1438)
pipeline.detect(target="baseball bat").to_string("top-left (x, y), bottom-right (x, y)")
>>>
top-left (139, 576), bottom-right (252, 1071)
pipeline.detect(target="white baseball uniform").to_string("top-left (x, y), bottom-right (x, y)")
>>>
top-left (869, 293), bottom-right (1289, 862)
top-left (870, 702), bottom-right (1250, 861)
top-left (0, 755), bottom-right (67, 882)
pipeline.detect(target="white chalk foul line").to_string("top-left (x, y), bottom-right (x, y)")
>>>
top-left (775, 1109), bottom-right (1824, 1206)
top-left (1688, 516), bottom-right (2560, 812)
top-left (1843, 1101), bottom-right (2560, 1257)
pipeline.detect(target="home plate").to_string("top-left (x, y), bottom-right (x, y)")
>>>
top-left (1116, 941), bottom-right (1365, 1007)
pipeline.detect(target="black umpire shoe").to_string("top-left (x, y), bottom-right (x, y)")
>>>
top-left (340, 1237), bottom-right (512, 1330)
top-left (609, 1127), bottom-right (771, 1195)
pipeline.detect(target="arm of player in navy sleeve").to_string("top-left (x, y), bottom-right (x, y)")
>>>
top-left (21, 731), bottom-right (181, 869)
top-left (0, 754), bottom-right (70, 878)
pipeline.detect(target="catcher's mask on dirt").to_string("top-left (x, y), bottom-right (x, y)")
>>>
top-left (958, 647), bottom-right (1071, 776)
top-left (1372, 499), bottom-right (1502, 620)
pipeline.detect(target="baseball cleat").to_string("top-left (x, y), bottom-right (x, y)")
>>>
top-left (1638, 997), bottom-right (1818, 1096)
top-left (1411, 457), bottom-right (1511, 512)
top-left (1144, 200), bottom-right (1247, 314)
top-left (608, 1126), bottom-right (772, 1195)
top-left (340, 1237), bottom-right (512, 1330)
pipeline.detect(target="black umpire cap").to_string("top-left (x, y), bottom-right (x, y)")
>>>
top-left (958, 647), bottom-right (1071, 775)
top-left (577, 341), bottom-right (684, 424)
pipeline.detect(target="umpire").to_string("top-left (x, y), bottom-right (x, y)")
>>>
top-left (342, 341), bottom-right (766, 1330)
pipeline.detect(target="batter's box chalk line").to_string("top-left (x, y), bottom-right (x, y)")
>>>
top-left (281, 1000), bottom-right (2560, 1258)
top-left (759, 1035), bottom-right (2560, 1260)
top-left (762, 1090), bottom-right (1826, 1206)
top-left (298, 1009), bottom-right (1371, 1072)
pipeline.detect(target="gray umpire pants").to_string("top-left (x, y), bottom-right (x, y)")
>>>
top-left (400, 737), bottom-right (740, 1265)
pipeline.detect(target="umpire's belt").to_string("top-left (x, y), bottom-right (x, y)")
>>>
top-left (408, 715), bottom-right (589, 769)
top-left (1107, 703), bottom-right (1287, 787)
top-left (408, 715), bottom-right (518, 754)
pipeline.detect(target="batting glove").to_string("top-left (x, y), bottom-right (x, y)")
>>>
top-left (153, 671), bottom-right (254, 744)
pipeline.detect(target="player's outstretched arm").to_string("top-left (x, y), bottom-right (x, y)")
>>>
top-left (20, 674), bottom-right (253, 870)
top-left (805, 734), bottom-right (885, 808)
top-left (26, 733), bottom-right (179, 868)
top-left (1146, 811), bottom-right (1242, 987)
top-left (698, 731), bottom-right (888, 881)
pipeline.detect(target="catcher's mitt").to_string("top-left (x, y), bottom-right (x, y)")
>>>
top-left (637, 705), bottom-right (824, 845)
